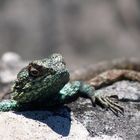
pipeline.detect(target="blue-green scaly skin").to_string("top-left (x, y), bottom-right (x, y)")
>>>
top-left (0, 54), bottom-right (123, 114)
top-left (0, 54), bottom-right (96, 111)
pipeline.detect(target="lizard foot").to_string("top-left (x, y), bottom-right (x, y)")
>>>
top-left (95, 95), bottom-right (124, 115)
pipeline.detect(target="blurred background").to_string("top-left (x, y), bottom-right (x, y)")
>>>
top-left (0, 0), bottom-right (140, 69)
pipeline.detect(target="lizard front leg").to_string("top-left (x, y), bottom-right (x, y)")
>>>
top-left (78, 82), bottom-right (124, 115)
top-left (59, 81), bottom-right (123, 114)
top-left (0, 100), bottom-right (20, 111)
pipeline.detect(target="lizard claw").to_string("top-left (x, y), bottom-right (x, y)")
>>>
top-left (95, 95), bottom-right (124, 115)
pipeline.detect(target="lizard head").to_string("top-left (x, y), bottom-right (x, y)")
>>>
top-left (11, 54), bottom-right (70, 103)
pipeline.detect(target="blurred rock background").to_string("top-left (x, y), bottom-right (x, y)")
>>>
top-left (0, 0), bottom-right (140, 69)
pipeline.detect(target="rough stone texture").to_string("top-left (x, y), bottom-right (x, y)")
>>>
top-left (1, 80), bottom-right (140, 140)
top-left (68, 81), bottom-right (140, 140)
top-left (0, 52), bottom-right (140, 140)
top-left (0, 108), bottom-right (90, 140)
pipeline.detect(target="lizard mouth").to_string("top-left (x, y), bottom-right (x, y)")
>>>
top-left (14, 79), bottom-right (26, 90)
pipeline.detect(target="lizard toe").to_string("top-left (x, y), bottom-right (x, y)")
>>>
top-left (104, 97), bottom-right (124, 115)
top-left (95, 95), bottom-right (124, 115)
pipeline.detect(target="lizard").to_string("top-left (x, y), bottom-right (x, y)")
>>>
top-left (0, 53), bottom-right (140, 114)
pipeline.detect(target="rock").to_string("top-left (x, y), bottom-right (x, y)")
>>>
top-left (0, 52), bottom-right (27, 83)
top-left (1, 52), bottom-right (22, 65)
top-left (68, 80), bottom-right (140, 140)
top-left (0, 52), bottom-right (140, 139)
top-left (0, 107), bottom-right (90, 140)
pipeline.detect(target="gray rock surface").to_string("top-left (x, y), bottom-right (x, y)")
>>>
top-left (0, 52), bottom-right (27, 83)
top-left (68, 81), bottom-right (140, 140)
top-left (0, 52), bottom-right (140, 140)
top-left (0, 108), bottom-right (89, 140)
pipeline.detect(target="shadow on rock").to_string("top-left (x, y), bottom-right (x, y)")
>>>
top-left (15, 106), bottom-right (71, 136)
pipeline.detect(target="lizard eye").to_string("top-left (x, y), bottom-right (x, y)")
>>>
top-left (29, 67), bottom-right (40, 77)
top-left (28, 63), bottom-right (56, 78)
